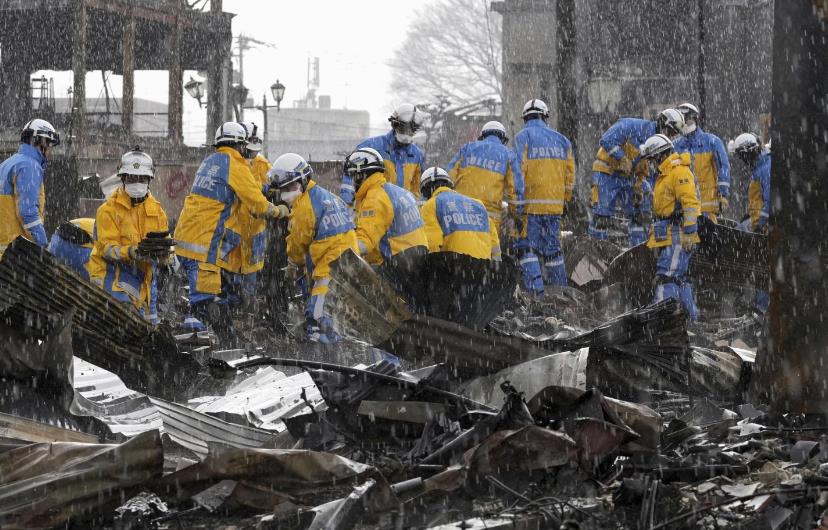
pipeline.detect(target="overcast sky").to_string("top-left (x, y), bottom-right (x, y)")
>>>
top-left (36, 0), bottom-right (422, 146)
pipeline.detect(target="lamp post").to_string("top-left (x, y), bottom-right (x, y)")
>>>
top-left (184, 76), bottom-right (205, 108)
top-left (250, 79), bottom-right (286, 159)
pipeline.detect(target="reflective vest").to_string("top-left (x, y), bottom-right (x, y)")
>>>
top-left (513, 119), bottom-right (575, 215)
top-left (0, 143), bottom-right (48, 256)
top-left (420, 187), bottom-right (500, 260)
top-left (647, 153), bottom-right (701, 249)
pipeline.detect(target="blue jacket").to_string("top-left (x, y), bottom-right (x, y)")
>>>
top-left (513, 119), bottom-right (576, 215)
top-left (0, 143), bottom-right (48, 254)
top-left (448, 135), bottom-right (524, 219)
top-left (340, 130), bottom-right (426, 204)
top-left (599, 118), bottom-right (656, 161)
top-left (674, 126), bottom-right (731, 214)
top-left (748, 152), bottom-right (771, 231)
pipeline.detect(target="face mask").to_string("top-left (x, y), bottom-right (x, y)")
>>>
top-left (281, 189), bottom-right (302, 206)
top-left (395, 132), bottom-right (413, 145)
top-left (124, 182), bottom-right (149, 199)
top-left (681, 123), bottom-right (697, 135)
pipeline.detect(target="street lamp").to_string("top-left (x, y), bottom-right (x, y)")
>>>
top-left (270, 80), bottom-right (285, 111)
top-left (184, 76), bottom-right (205, 108)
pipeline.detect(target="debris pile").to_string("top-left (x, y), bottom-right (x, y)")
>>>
top-left (2, 230), bottom-right (815, 530)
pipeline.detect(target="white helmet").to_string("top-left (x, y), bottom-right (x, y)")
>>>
top-left (639, 134), bottom-right (674, 160)
top-left (117, 148), bottom-right (154, 179)
top-left (389, 103), bottom-right (425, 130)
top-left (268, 153), bottom-right (314, 190)
top-left (419, 166), bottom-right (453, 199)
top-left (214, 121), bottom-right (248, 147)
top-left (22, 118), bottom-right (60, 146)
top-left (522, 99), bottom-right (549, 120)
top-left (240, 121), bottom-right (262, 153)
top-left (677, 102), bottom-right (700, 120)
top-left (655, 108), bottom-right (685, 137)
top-left (728, 132), bottom-right (761, 155)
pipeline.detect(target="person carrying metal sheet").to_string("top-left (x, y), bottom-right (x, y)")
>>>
top-left (339, 103), bottom-right (427, 205)
top-left (640, 134), bottom-right (701, 321)
top-left (0, 119), bottom-right (60, 258)
top-left (512, 99), bottom-right (574, 295)
top-left (87, 148), bottom-right (172, 324)
top-left (419, 166), bottom-right (501, 261)
top-left (269, 153), bottom-right (358, 343)
top-left (447, 120), bottom-right (523, 237)
top-left (673, 103), bottom-right (732, 223)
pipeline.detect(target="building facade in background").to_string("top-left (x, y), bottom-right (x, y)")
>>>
top-left (265, 104), bottom-right (370, 162)
top-left (493, 0), bottom-right (773, 212)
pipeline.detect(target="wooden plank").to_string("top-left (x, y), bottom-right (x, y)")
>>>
top-left (0, 413), bottom-right (98, 444)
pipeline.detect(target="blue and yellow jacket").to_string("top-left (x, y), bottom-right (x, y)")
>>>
top-left (420, 187), bottom-right (500, 260)
top-left (647, 153), bottom-right (701, 249)
top-left (592, 118), bottom-right (656, 177)
top-left (48, 218), bottom-right (95, 279)
top-left (175, 147), bottom-right (276, 273)
top-left (674, 127), bottom-right (731, 215)
top-left (748, 151), bottom-right (771, 232)
top-left (88, 187), bottom-right (169, 323)
top-left (238, 153), bottom-right (273, 274)
top-left (0, 143), bottom-right (48, 256)
top-left (448, 135), bottom-right (523, 229)
top-left (287, 180), bottom-right (358, 296)
top-left (513, 119), bottom-right (575, 215)
top-left (354, 173), bottom-right (427, 266)
top-left (340, 130), bottom-right (426, 204)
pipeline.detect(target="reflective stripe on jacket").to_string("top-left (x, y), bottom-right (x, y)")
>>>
top-left (87, 187), bottom-right (169, 321)
top-left (354, 173), bottom-right (427, 265)
top-left (174, 147), bottom-right (274, 271)
top-left (286, 180), bottom-right (358, 296)
top-left (674, 127), bottom-right (731, 214)
top-left (0, 143), bottom-right (48, 256)
top-left (513, 119), bottom-right (575, 215)
top-left (448, 135), bottom-right (524, 219)
top-left (647, 152), bottom-right (701, 249)
top-left (420, 187), bottom-right (500, 260)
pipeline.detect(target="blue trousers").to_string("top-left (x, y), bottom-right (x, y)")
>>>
top-left (514, 214), bottom-right (567, 293)
top-left (589, 171), bottom-right (649, 246)
top-left (652, 231), bottom-right (698, 321)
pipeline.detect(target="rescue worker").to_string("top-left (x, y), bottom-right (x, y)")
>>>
top-left (589, 109), bottom-right (685, 245)
top-left (175, 122), bottom-right (289, 342)
top-left (345, 147), bottom-right (428, 264)
top-left (512, 99), bottom-right (574, 294)
top-left (47, 218), bottom-right (95, 279)
top-left (640, 134), bottom-right (701, 321)
top-left (339, 103), bottom-right (426, 205)
top-left (673, 103), bottom-right (731, 222)
top-left (88, 148), bottom-right (172, 324)
top-left (730, 133), bottom-right (771, 233)
top-left (238, 121), bottom-right (272, 294)
top-left (270, 153), bottom-right (358, 343)
top-left (419, 166), bottom-right (501, 261)
top-left (0, 119), bottom-right (60, 257)
top-left (447, 120), bottom-right (523, 236)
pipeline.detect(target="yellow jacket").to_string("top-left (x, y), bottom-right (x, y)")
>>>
top-left (647, 153), bottom-right (701, 249)
top-left (238, 153), bottom-right (272, 274)
top-left (286, 180), bottom-right (358, 296)
top-left (513, 119), bottom-right (575, 215)
top-left (420, 187), bottom-right (500, 260)
top-left (87, 187), bottom-right (169, 321)
top-left (354, 173), bottom-right (428, 265)
top-left (174, 147), bottom-right (275, 273)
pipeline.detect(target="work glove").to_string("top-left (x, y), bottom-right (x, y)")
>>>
top-left (680, 230), bottom-right (697, 252)
top-left (718, 196), bottom-right (729, 212)
top-left (618, 158), bottom-right (633, 176)
top-left (269, 202), bottom-right (290, 219)
top-left (513, 215), bottom-right (525, 237)
top-left (135, 231), bottom-right (176, 260)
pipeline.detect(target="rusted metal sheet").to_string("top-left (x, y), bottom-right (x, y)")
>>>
top-left (0, 238), bottom-right (202, 401)
top-left (0, 429), bottom-right (163, 529)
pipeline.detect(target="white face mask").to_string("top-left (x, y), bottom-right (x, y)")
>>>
top-left (281, 189), bottom-right (302, 206)
top-left (395, 132), bottom-right (413, 145)
top-left (124, 182), bottom-right (149, 199)
top-left (681, 123), bottom-right (697, 135)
